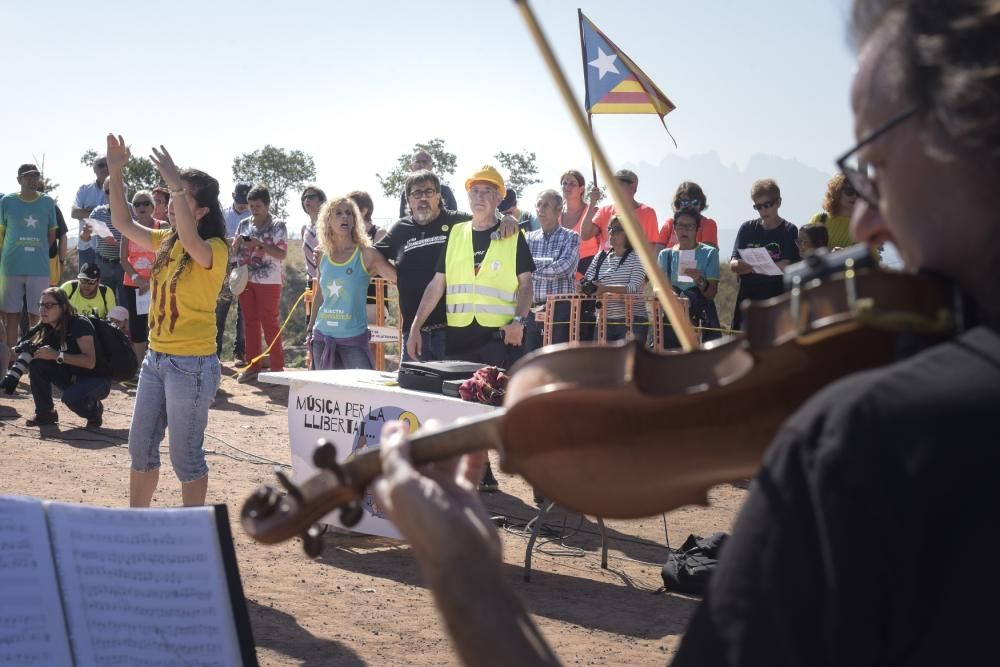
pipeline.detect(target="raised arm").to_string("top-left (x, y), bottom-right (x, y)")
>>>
top-left (148, 142), bottom-right (215, 268)
top-left (105, 135), bottom-right (155, 252)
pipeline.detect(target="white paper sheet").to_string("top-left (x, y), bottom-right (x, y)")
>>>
top-left (135, 289), bottom-right (151, 315)
top-left (677, 249), bottom-right (697, 282)
top-left (738, 247), bottom-right (784, 276)
top-left (82, 217), bottom-right (115, 240)
top-left (0, 497), bottom-right (74, 666)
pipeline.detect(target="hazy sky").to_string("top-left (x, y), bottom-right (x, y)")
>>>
top-left (2, 0), bottom-right (858, 232)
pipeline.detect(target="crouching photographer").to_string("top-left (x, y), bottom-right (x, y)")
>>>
top-left (22, 287), bottom-right (111, 428)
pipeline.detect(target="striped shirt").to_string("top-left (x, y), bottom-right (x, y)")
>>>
top-left (584, 248), bottom-right (647, 321)
top-left (91, 203), bottom-right (135, 261)
top-left (525, 225), bottom-right (579, 305)
top-left (302, 222), bottom-right (319, 281)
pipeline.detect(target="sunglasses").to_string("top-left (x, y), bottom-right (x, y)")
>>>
top-left (302, 193), bottom-right (323, 201)
top-left (616, 178), bottom-right (634, 186)
top-left (608, 227), bottom-right (625, 234)
top-left (677, 199), bottom-right (700, 208)
top-left (843, 185), bottom-right (857, 197)
top-left (752, 199), bottom-right (778, 211)
top-left (80, 278), bottom-right (98, 285)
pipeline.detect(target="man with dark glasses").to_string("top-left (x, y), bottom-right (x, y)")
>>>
top-left (60, 262), bottom-right (116, 318)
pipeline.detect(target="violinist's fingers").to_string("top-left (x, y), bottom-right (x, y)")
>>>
top-left (460, 451), bottom-right (489, 490)
top-left (371, 421), bottom-right (414, 517)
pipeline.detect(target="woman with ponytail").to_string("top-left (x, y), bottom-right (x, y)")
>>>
top-left (106, 134), bottom-right (229, 508)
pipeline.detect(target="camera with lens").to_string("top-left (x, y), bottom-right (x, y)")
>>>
top-left (1, 340), bottom-right (39, 395)
top-left (579, 280), bottom-right (598, 297)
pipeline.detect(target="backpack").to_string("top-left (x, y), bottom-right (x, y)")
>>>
top-left (87, 316), bottom-right (139, 381)
top-left (68, 281), bottom-right (109, 315)
top-left (660, 532), bottom-right (727, 595)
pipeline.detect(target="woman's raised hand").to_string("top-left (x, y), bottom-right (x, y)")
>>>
top-left (105, 134), bottom-right (131, 172)
top-left (150, 145), bottom-right (182, 190)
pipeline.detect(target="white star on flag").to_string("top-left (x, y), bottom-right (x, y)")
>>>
top-left (325, 280), bottom-right (342, 300)
top-left (24, 216), bottom-right (38, 228)
top-left (588, 47), bottom-right (620, 80)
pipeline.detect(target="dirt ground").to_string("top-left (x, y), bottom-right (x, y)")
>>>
top-left (0, 367), bottom-right (747, 666)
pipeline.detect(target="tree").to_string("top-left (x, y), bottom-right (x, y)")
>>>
top-left (376, 138), bottom-right (457, 198)
top-left (32, 154), bottom-right (59, 198)
top-left (79, 149), bottom-right (164, 199)
top-left (232, 145), bottom-right (316, 218)
top-left (494, 150), bottom-right (541, 196)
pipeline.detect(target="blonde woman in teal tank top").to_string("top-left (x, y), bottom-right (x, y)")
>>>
top-left (305, 197), bottom-right (396, 370)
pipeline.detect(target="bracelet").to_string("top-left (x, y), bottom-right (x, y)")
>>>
top-left (169, 187), bottom-right (186, 195)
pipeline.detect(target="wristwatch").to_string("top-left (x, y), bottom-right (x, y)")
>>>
top-left (512, 316), bottom-right (526, 325)
top-left (56, 351), bottom-right (65, 365)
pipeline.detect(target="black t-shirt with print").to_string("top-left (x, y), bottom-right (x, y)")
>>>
top-left (731, 218), bottom-right (800, 302)
top-left (375, 209), bottom-right (471, 331)
top-left (435, 221), bottom-right (535, 354)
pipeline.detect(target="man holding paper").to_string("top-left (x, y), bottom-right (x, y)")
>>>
top-left (729, 178), bottom-right (800, 330)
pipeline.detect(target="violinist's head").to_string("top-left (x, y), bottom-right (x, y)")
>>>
top-left (847, 0), bottom-right (1000, 321)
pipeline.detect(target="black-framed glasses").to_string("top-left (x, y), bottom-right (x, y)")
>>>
top-left (752, 200), bottom-right (777, 212)
top-left (38, 302), bottom-right (59, 310)
top-left (408, 187), bottom-right (438, 199)
top-left (836, 105), bottom-right (921, 207)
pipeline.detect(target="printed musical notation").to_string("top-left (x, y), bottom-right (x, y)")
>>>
top-left (0, 497), bottom-right (249, 666)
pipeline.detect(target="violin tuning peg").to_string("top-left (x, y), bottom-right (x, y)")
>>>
top-left (244, 485), bottom-right (281, 520)
top-left (339, 502), bottom-right (363, 528)
top-left (312, 440), bottom-right (340, 471)
top-left (273, 468), bottom-right (304, 504)
top-left (302, 524), bottom-right (325, 559)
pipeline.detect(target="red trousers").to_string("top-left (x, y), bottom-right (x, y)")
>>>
top-left (239, 282), bottom-right (284, 372)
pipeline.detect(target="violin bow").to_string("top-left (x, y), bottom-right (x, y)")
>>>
top-left (513, 0), bottom-right (699, 352)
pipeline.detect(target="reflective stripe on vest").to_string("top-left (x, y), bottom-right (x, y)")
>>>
top-left (444, 222), bottom-right (519, 328)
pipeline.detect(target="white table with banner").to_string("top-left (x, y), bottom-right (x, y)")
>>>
top-left (259, 369), bottom-right (495, 538)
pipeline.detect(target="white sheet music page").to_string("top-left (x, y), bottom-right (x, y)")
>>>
top-left (46, 503), bottom-right (242, 667)
top-left (0, 496), bottom-right (74, 666)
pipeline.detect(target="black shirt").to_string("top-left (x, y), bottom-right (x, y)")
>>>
top-left (375, 209), bottom-right (471, 331)
top-left (39, 315), bottom-right (96, 375)
top-left (434, 221), bottom-right (535, 354)
top-left (730, 218), bottom-right (800, 328)
top-left (48, 204), bottom-right (68, 259)
top-left (673, 325), bottom-right (1000, 666)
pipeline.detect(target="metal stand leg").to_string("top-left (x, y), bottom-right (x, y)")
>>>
top-left (597, 517), bottom-right (608, 569)
top-left (524, 500), bottom-right (555, 582)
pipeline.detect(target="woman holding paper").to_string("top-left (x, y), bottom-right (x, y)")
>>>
top-left (120, 190), bottom-right (162, 362)
top-left (657, 207), bottom-right (721, 344)
top-left (729, 179), bottom-right (800, 330)
top-left (106, 134), bottom-right (229, 508)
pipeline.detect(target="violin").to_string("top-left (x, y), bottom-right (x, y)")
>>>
top-left (241, 247), bottom-right (956, 550)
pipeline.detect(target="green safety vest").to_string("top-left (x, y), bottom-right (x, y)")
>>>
top-left (444, 222), bottom-right (519, 328)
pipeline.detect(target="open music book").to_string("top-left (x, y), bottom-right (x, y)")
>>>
top-left (0, 496), bottom-right (257, 666)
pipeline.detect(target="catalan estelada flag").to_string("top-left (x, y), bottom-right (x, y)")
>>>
top-left (579, 11), bottom-right (677, 143)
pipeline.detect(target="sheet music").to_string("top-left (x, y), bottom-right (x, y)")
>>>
top-left (737, 247), bottom-right (784, 276)
top-left (677, 249), bottom-right (697, 283)
top-left (47, 503), bottom-right (242, 667)
top-left (0, 497), bottom-right (74, 666)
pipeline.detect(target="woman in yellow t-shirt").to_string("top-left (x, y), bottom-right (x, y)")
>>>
top-left (106, 134), bottom-right (229, 508)
top-left (808, 173), bottom-right (859, 249)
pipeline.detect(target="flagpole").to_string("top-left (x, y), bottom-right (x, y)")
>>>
top-left (578, 9), bottom-right (599, 187)
top-left (517, 0), bottom-right (698, 351)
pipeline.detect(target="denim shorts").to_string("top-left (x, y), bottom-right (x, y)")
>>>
top-left (128, 351), bottom-right (221, 482)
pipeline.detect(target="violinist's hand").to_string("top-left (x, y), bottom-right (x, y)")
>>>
top-left (372, 421), bottom-right (498, 570)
